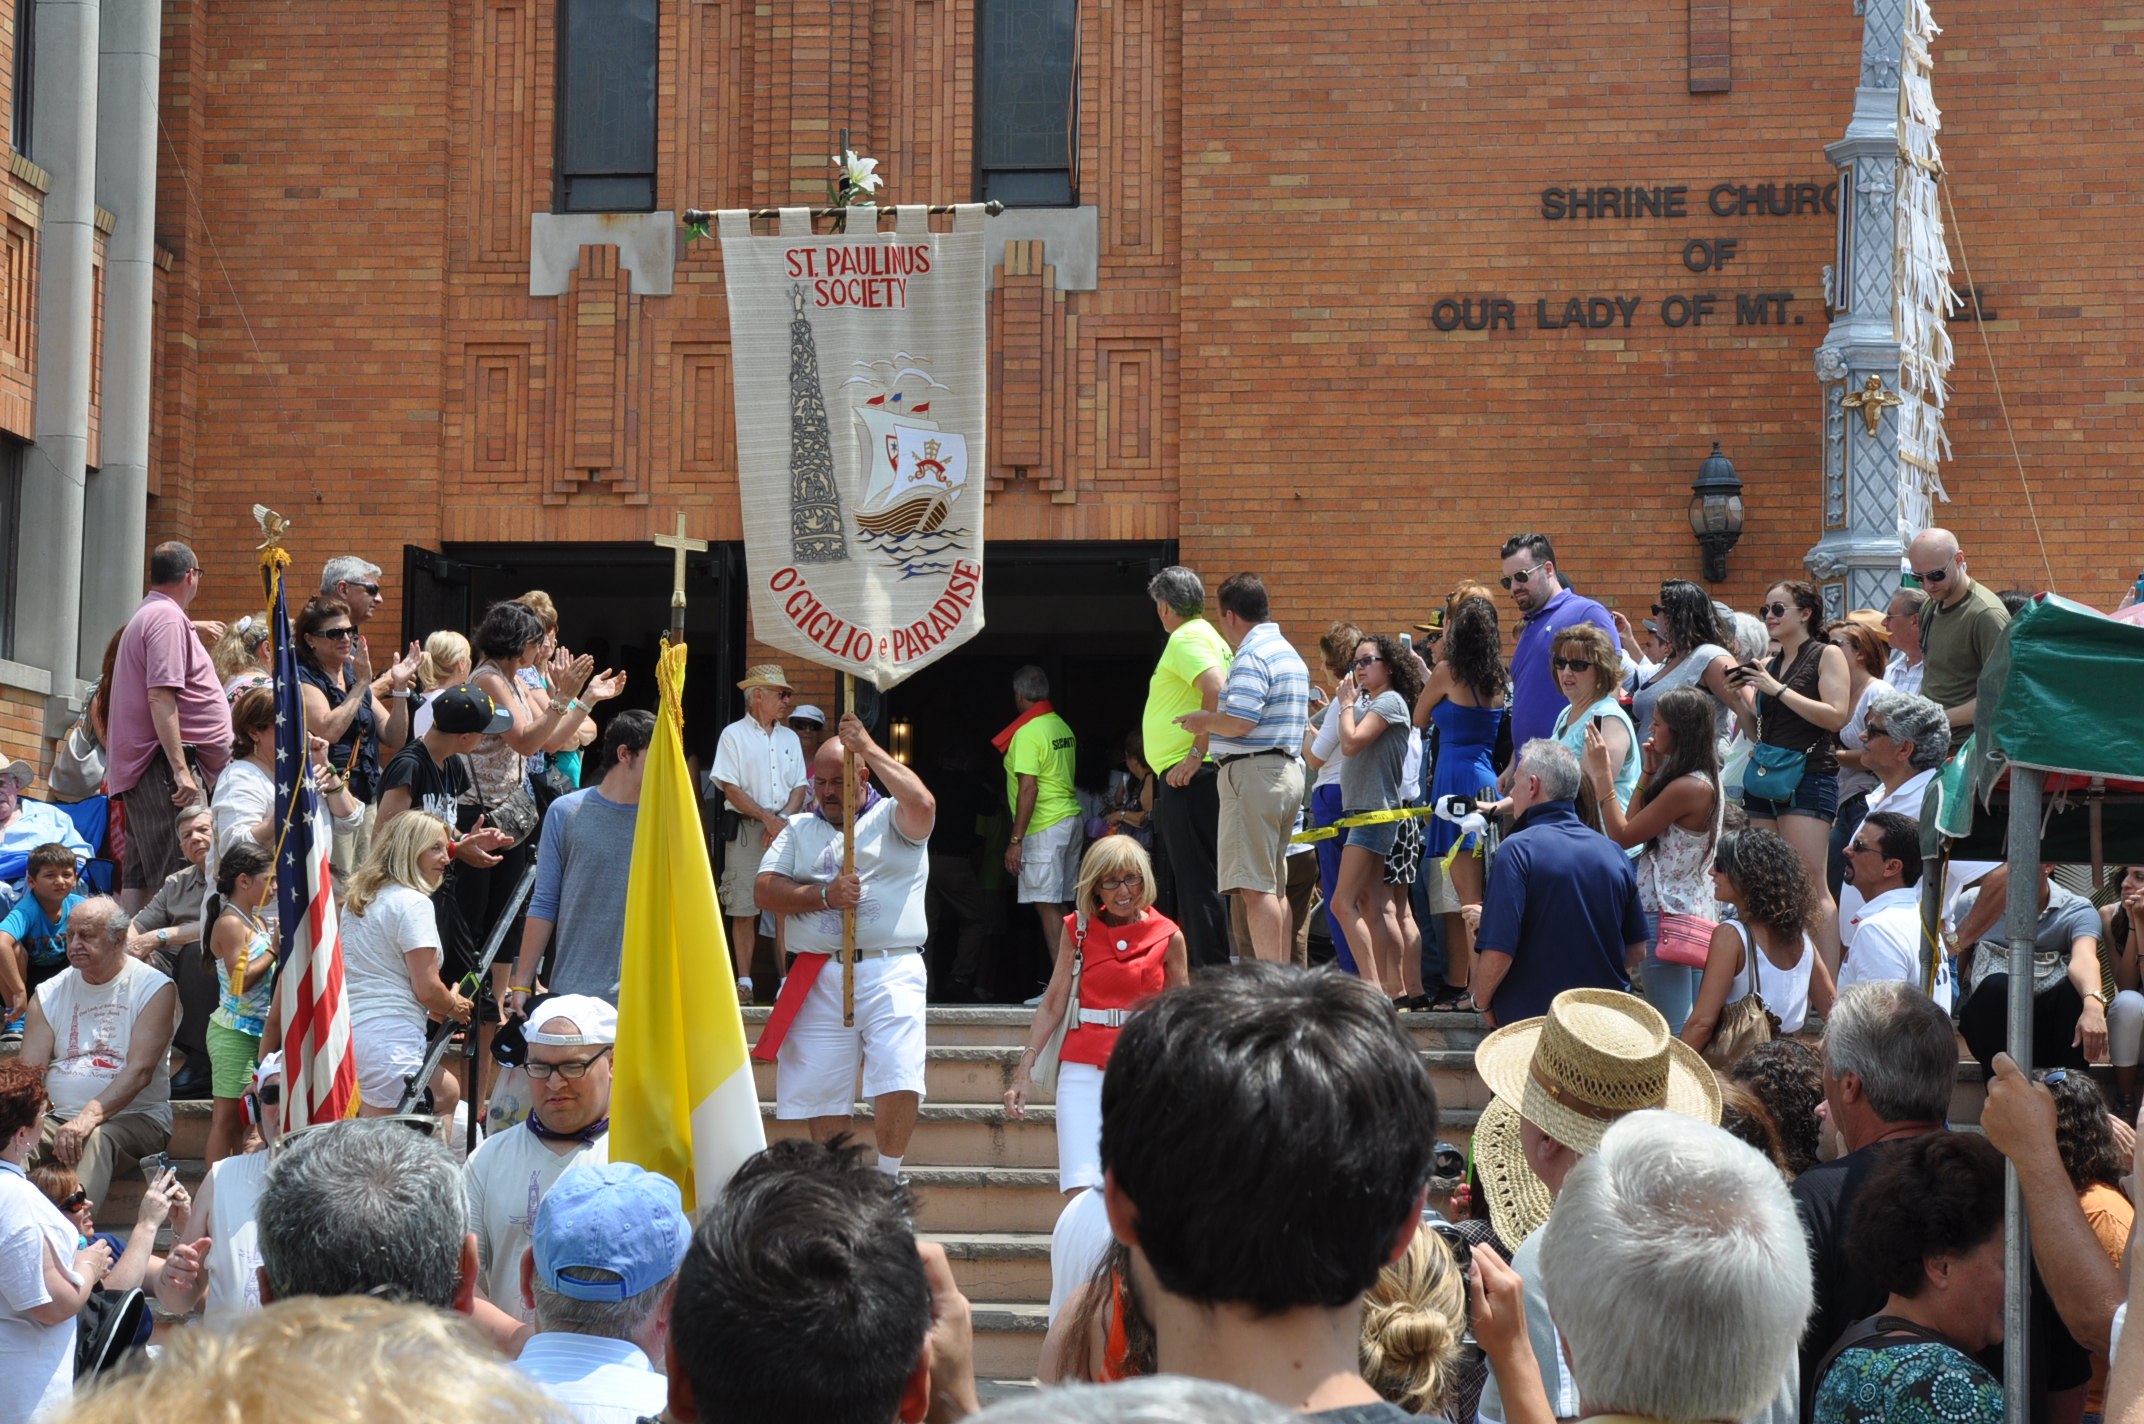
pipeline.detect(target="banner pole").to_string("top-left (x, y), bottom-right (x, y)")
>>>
top-left (842, 672), bottom-right (858, 1028)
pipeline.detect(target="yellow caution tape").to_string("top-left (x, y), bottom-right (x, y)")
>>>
top-left (1289, 803), bottom-right (1451, 845)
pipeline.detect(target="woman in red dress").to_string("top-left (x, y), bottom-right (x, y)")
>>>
top-left (1006, 835), bottom-right (1188, 1194)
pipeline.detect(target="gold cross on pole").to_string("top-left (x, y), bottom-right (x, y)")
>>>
top-left (652, 512), bottom-right (710, 638)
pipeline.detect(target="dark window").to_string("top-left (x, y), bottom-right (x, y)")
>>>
top-left (0, 438), bottom-right (20, 661)
top-left (12, 0), bottom-right (32, 156)
top-left (977, 0), bottom-right (1078, 207)
top-left (555, 0), bottom-right (658, 213)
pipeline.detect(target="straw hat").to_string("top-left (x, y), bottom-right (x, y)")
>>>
top-left (736, 664), bottom-right (793, 692)
top-left (1475, 988), bottom-right (1720, 1155)
top-left (1472, 1097), bottom-right (1555, 1247)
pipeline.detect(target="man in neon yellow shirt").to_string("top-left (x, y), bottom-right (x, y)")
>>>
top-left (994, 666), bottom-right (1081, 953)
top-left (1140, 566), bottom-right (1232, 968)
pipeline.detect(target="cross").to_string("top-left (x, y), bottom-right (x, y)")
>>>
top-left (652, 512), bottom-right (709, 638)
top-left (1840, 374), bottom-right (1904, 438)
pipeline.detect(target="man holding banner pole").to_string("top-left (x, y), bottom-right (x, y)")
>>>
top-left (756, 714), bottom-right (935, 1178)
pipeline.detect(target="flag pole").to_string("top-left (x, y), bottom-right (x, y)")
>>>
top-left (841, 672), bottom-right (857, 1028)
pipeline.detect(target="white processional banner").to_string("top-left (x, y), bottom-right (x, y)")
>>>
top-left (718, 203), bottom-right (989, 690)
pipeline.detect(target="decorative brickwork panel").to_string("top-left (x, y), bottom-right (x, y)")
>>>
top-left (1097, 339), bottom-right (1161, 470)
top-left (1101, 0), bottom-right (1168, 260)
top-left (673, 344), bottom-right (731, 472)
top-left (468, 345), bottom-right (530, 473)
top-left (560, 246), bottom-right (628, 491)
top-left (477, 0), bottom-right (536, 261)
top-left (1688, 0), bottom-right (1731, 93)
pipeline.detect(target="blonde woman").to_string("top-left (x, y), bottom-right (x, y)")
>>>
top-left (211, 612), bottom-right (273, 701)
top-left (341, 811), bottom-right (472, 1122)
top-left (1360, 1221), bottom-right (1469, 1416)
top-left (1005, 836), bottom-right (1188, 1194)
top-left (409, 630), bottom-right (474, 739)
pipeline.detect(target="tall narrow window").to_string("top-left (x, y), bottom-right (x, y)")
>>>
top-left (977, 0), bottom-right (1078, 207)
top-left (12, 0), bottom-right (33, 156)
top-left (555, 0), bottom-right (658, 212)
top-left (0, 438), bottom-right (21, 661)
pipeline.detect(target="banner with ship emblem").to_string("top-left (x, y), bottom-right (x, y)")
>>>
top-left (716, 204), bottom-right (989, 689)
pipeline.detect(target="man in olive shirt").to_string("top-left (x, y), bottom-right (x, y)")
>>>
top-left (1140, 566), bottom-right (1232, 968)
top-left (1906, 527), bottom-right (2009, 731)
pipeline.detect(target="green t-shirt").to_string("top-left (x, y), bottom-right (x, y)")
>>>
top-left (1006, 711), bottom-right (1080, 834)
top-left (1918, 579), bottom-right (2010, 712)
top-left (1141, 619), bottom-right (1234, 774)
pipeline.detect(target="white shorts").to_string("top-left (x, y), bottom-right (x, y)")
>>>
top-left (1053, 1061), bottom-right (1104, 1193)
top-left (1018, 817), bottom-right (1080, 905)
top-left (351, 1021), bottom-right (427, 1110)
top-left (775, 952), bottom-right (930, 1118)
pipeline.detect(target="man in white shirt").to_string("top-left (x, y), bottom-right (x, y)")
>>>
top-left (465, 995), bottom-right (614, 1322)
top-left (515, 1161), bottom-right (689, 1424)
top-left (1837, 812), bottom-right (1951, 1010)
top-left (1881, 586), bottom-right (1927, 697)
top-left (710, 666), bottom-right (807, 996)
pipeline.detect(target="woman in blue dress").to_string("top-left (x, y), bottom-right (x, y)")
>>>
top-left (1411, 588), bottom-right (1507, 1012)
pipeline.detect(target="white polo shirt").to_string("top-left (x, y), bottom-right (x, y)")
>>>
top-left (1840, 885), bottom-right (1952, 1011)
top-left (709, 715), bottom-right (806, 815)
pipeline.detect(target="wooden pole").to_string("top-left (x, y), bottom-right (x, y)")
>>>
top-left (842, 672), bottom-right (858, 1028)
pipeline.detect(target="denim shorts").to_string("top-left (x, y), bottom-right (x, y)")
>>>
top-left (1742, 768), bottom-right (1840, 824)
top-left (1341, 817), bottom-right (1400, 858)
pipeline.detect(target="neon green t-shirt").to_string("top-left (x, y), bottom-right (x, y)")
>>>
top-left (1007, 711), bottom-right (1080, 834)
top-left (1141, 618), bottom-right (1234, 774)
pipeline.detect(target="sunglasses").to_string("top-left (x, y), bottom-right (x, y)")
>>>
top-left (1846, 839), bottom-right (1883, 856)
top-left (311, 626), bottom-right (356, 641)
top-left (1862, 722), bottom-right (1891, 741)
top-left (524, 1047), bottom-right (613, 1082)
top-left (60, 1189), bottom-right (88, 1211)
top-left (1911, 565), bottom-right (1951, 584)
top-left (351, 582), bottom-right (383, 597)
top-left (1649, 604), bottom-right (1664, 616)
top-left (1352, 655), bottom-right (1383, 669)
top-left (1097, 875), bottom-right (1145, 893)
top-left (1551, 657), bottom-right (1594, 673)
top-left (1760, 602), bottom-right (1792, 618)
top-left (1499, 563), bottom-right (1547, 590)
top-left (256, 1082), bottom-right (281, 1107)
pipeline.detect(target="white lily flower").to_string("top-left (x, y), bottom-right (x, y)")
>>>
top-left (831, 149), bottom-right (884, 199)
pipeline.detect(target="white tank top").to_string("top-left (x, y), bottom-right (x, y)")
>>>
top-left (202, 1150), bottom-right (270, 1327)
top-left (1725, 920), bottom-right (1814, 1035)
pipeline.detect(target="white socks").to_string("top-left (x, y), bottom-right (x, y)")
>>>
top-left (877, 1153), bottom-right (904, 1178)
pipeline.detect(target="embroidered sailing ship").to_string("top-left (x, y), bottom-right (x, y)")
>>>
top-left (852, 403), bottom-right (970, 538)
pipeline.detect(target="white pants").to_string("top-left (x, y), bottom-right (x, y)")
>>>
top-left (775, 952), bottom-right (929, 1118)
top-left (2111, 990), bottom-right (2144, 1069)
top-left (1053, 1061), bottom-right (1104, 1193)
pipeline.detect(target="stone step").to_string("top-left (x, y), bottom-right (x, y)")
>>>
top-left (96, 1158), bottom-right (207, 1238)
top-left (907, 1166), bottom-right (1064, 1234)
top-left (925, 1231), bottom-right (1052, 1302)
top-left (764, 1102), bottom-right (1064, 1169)
top-left (971, 1302), bottom-right (1050, 1381)
top-left (741, 1004), bottom-right (1492, 1054)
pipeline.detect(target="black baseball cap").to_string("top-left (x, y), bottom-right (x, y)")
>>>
top-left (432, 684), bottom-right (513, 735)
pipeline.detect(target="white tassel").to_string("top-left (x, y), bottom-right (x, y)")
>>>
top-left (1892, 0), bottom-right (1955, 528)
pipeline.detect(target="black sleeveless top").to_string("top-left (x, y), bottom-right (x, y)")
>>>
top-left (297, 662), bottom-right (380, 802)
top-left (1758, 638), bottom-right (1837, 778)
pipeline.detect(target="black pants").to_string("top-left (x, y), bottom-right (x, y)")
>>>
top-left (1957, 973), bottom-right (2088, 1075)
top-left (1153, 762), bottom-right (1231, 969)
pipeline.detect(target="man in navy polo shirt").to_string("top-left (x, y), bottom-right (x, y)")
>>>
top-left (1500, 533), bottom-right (1620, 753)
top-left (1470, 739), bottom-right (1648, 1027)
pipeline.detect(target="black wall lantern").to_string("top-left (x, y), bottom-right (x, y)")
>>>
top-left (1689, 442), bottom-right (1744, 583)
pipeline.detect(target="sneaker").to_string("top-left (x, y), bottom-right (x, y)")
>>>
top-left (1022, 991), bottom-right (1046, 1007)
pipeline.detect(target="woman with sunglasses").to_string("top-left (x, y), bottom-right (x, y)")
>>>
top-left (1304, 621), bottom-right (1367, 975)
top-left (1630, 579), bottom-right (1746, 746)
top-left (1547, 622), bottom-right (1640, 830)
top-left (1412, 587), bottom-right (1507, 1012)
top-left (342, 811), bottom-right (472, 1134)
top-left (1727, 581), bottom-right (1853, 975)
top-left (294, 595), bottom-right (421, 866)
top-left (1682, 828), bottom-right (1836, 1061)
top-left (1005, 836), bottom-right (1186, 1195)
top-left (0, 1059), bottom-right (113, 1418)
top-left (2102, 866), bottom-right (2144, 1118)
top-left (1331, 633), bottom-right (1425, 998)
top-left (208, 686), bottom-right (363, 896)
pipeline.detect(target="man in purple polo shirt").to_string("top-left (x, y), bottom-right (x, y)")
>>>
top-left (1500, 532), bottom-right (1620, 754)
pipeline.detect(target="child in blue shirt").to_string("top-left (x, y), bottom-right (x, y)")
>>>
top-left (0, 842), bottom-right (87, 1025)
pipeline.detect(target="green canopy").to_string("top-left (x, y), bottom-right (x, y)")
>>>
top-left (1933, 594), bottom-right (2144, 865)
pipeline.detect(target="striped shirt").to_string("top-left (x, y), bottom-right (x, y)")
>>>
top-left (1211, 622), bottom-right (1311, 757)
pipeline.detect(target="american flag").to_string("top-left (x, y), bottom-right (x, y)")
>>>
top-left (269, 564), bottom-right (358, 1126)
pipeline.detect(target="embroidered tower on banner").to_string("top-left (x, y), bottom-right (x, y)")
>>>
top-left (787, 284), bottom-right (848, 564)
top-left (1805, 0), bottom-right (1956, 616)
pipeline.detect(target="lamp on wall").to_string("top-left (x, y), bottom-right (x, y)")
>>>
top-left (889, 718), bottom-right (913, 765)
top-left (1689, 442), bottom-right (1745, 583)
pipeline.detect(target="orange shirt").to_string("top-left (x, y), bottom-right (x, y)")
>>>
top-left (1061, 908), bottom-right (1178, 1068)
top-left (2082, 1180), bottom-right (2133, 1415)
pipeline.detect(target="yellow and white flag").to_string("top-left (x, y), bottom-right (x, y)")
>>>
top-left (611, 639), bottom-right (764, 1209)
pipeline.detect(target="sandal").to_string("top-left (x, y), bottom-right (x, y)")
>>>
top-left (1426, 983), bottom-right (1472, 1013)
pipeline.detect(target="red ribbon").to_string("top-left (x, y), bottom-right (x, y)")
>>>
top-left (750, 951), bottom-right (830, 1062)
top-left (990, 700), bottom-right (1056, 755)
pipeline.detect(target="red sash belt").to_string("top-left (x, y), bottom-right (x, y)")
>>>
top-left (750, 951), bottom-right (830, 1062)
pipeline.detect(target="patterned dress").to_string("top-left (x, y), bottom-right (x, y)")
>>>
top-left (1814, 1338), bottom-right (2004, 1424)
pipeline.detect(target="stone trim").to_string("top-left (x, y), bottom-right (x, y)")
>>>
top-left (0, 658), bottom-right (53, 697)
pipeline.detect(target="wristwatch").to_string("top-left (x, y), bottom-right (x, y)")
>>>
top-left (157, 929), bottom-right (170, 949)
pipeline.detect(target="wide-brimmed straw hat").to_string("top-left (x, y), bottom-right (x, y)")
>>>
top-left (736, 664), bottom-right (793, 692)
top-left (1469, 989), bottom-right (1721, 1245)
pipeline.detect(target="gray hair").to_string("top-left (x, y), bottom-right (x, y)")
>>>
top-left (1865, 689), bottom-right (1948, 771)
top-left (1146, 565), bottom-right (1206, 619)
top-left (1540, 1112), bottom-right (1812, 1424)
top-left (1516, 738), bottom-right (1582, 802)
top-left (532, 1269), bottom-right (675, 1342)
top-left (68, 895), bottom-right (130, 946)
top-left (1727, 611), bottom-right (1769, 663)
top-left (178, 803), bottom-right (213, 827)
top-left (1821, 981), bottom-right (1956, 1123)
top-left (1886, 585), bottom-right (1929, 616)
top-left (1012, 664), bottom-right (1050, 703)
top-left (258, 1119), bottom-right (468, 1308)
top-left (971, 1378), bottom-right (1295, 1424)
top-left (321, 556), bottom-right (383, 593)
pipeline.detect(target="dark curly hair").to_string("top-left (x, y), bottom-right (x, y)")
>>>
top-left (0, 1061), bottom-right (48, 1142)
top-left (1442, 596), bottom-right (1509, 705)
top-left (1714, 828), bottom-right (1812, 940)
top-left (292, 595), bottom-right (355, 675)
top-left (2046, 1069), bottom-right (2126, 1192)
top-left (1846, 1131), bottom-right (2004, 1299)
top-left (1359, 633), bottom-right (1424, 708)
top-left (1729, 1038), bottom-right (1824, 1177)
top-left (1656, 579), bottom-right (1727, 659)
top-left (1718, 1081), bottom-right (1788, 1176)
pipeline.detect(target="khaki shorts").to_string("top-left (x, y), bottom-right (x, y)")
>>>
top-left (1216, 753), bottom-right (1306, 896)
top-left (720, 820), bottom-right (771, 920)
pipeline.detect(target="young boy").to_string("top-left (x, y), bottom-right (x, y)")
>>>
top-left (0, 843), bottom-right (85, 1025)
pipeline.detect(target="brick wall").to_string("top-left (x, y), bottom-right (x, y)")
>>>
top-left (146, 0), bottom-right (2143, 665)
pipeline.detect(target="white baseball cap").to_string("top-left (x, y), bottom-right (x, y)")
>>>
top-left (527, 994), bottom-right (619, 1047)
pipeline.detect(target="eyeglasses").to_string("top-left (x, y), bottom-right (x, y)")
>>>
top-left (1352, 655), bottom-right (1382, 669)
top-left (1551, 657), bottom-right (1594, 673)
top-left (1862, 723), bottom-right (1891, 741)
top-left (1911, 565), bottom-right (1951, 584)
top-left (60, 1189), bottom-right (88, 1211)
top-left (2043, 1069), bottom-right (2070, 1087)
top-left (1499, 563), bottom-right (1547, 590)
top-left (1760, 603), bottom-right (1791, 618)
top-left (524, 1047), bottom-right (613, 1081)
top-left (1097, 875), bottom-right (1145, 893)
top-left (1846, 840), bottom-right (1882, 856)
top-left (311, 626), bottom-right (356, 641)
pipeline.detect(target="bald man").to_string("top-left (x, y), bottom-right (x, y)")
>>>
top-left (1905, 528), bottom-right (2010, 731)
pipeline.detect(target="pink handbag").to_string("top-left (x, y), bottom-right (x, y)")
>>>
top-left (1655, 912), bottom-right (1720, 969)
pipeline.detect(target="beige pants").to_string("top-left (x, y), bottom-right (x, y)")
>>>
top-left (35, 1111), bottom-right (171, 1209)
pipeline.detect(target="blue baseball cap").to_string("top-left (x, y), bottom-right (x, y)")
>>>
top-left (531, 1163), bottom-right (691, 1301)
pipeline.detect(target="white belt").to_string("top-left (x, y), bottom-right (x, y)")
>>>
top-left (1078, 1007), bottom-right (1139, 1028)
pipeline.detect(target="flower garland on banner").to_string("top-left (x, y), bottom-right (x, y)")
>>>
top-left (1892, 0), bottom-right (1957, 539)
top-left (683, 147), bottom-right (884, 243)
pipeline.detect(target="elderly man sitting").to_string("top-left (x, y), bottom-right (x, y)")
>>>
top-left (20, 895), bottom-right (177, 1207)
top-left (0, 757), bottom-right (92, 913)
top-left (125, 803), bottom-right (219, 1098)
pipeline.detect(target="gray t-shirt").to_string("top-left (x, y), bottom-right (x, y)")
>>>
top-left (1338, 691), bottom-right (1412, 813)
top-left (528, 787), bottom-right (640, 1001)
top-left (1964, 881), bottom-right (2102, 994)
top-left (1631, 642), bottom-right (1731, 744)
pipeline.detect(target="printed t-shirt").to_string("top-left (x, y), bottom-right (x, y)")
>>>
top-left (1005, 712), bottom-right (1080, 834)
top-left (464, 1124), bottom-right (610, 1321)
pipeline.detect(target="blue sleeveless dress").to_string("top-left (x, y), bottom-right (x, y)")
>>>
top-left (1427, 700), bottom-right (1503, 855)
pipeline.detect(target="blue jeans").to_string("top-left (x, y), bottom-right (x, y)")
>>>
top-left (1638, 910), bottom-right (1699, 1034)
top-left (1310, 782), bottom-right (1357, 974)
